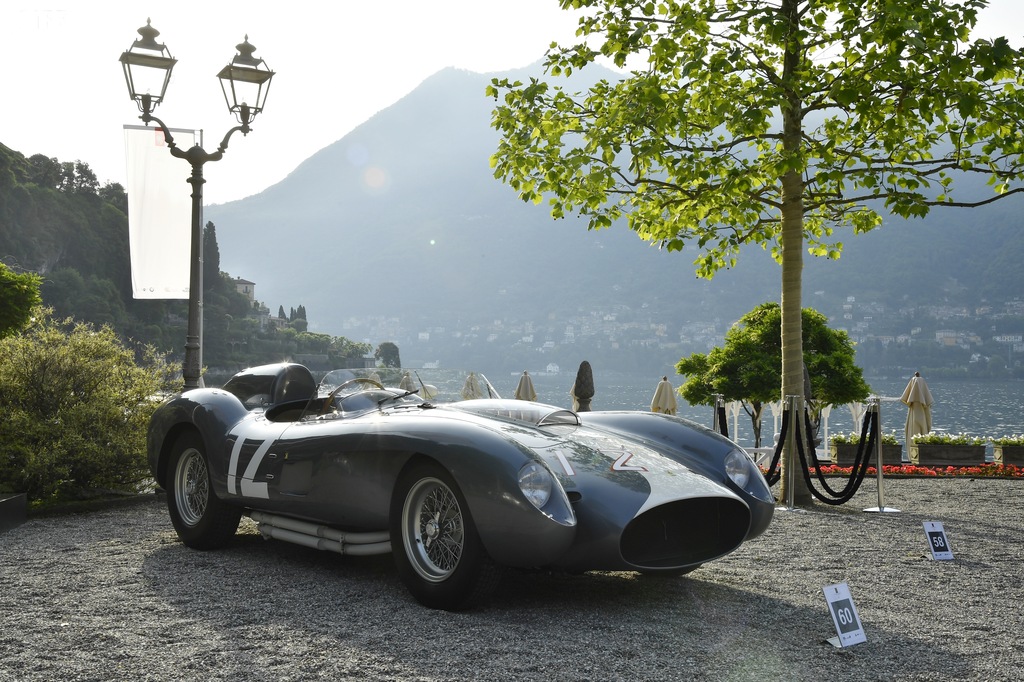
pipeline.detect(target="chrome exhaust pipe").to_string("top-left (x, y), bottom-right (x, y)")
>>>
top-left (248, 511), bottom-right (392, 556)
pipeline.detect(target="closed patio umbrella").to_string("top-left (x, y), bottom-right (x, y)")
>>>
top-left (650, 376), bottom-right (678, 415)
top-left (514, 371), bottom-right (537, 401)
top-left (461, 372), bottom-right (484, 400)
top-left (900, 371), bottom-right (934, 445)
top-left (399, 372), bottom-right (415, 392)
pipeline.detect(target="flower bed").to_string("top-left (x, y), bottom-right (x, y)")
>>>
top-left (813, 463), bottom-right (1024, 479)
top-left (910, 433), bottom-right (987, 467)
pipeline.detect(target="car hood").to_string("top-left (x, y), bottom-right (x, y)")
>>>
top-left (443, 400), bottom-right (742, 509)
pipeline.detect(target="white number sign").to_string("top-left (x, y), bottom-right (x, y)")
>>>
top-left (924, 521), bottom-right (954, 560)
top-left (823, 582), bottom-right (866, 647)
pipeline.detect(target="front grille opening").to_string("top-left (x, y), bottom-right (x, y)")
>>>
top-left (621, 498), bottom-right (750, 568)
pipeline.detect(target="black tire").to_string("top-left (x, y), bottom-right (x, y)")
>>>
top-left (165, 431), bottom-right (241, 549)
top-left (391, 462), bottom-right (501, 610)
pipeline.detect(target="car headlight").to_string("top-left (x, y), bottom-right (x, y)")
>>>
top-left (724, 448), bottom-right (774, 503)
top-left (724, 449), bottom-right (751, 489)
top-left (518, 461), bottom-right (553, 509)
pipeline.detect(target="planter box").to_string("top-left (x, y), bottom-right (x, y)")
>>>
top-left (0, 493), bottom-right (27, 534)
top-left (909, 444), bottom-right (986, 467)
top-left (830, 443), bottom-right (903, 467)
top-left (993, 445), bottom-right (1024, 467)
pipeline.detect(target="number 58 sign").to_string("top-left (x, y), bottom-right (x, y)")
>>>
top-left (924, 521), bottom-right (954, 560)
top-left (823, 582), bottom-right (866, 647)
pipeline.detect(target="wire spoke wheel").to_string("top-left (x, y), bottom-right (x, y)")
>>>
top-left (403, 477), bottom-right (465, 581)
top-left (164, 431), bottom-right (241, 549)
top-left (391, 462), bottom-right (501, 609)
top-left (173, 448), bottom-right (209, 527)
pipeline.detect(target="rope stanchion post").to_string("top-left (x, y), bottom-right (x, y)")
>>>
top-left (713, 394), bottom-right (728, 438)
top-left (784, 394), bottom-right (802, 510)
top-left (864, 397), bottom-right (900, 513)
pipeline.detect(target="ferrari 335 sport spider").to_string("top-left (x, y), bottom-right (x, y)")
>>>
top-left (147, 363), bottom-right (774, 610)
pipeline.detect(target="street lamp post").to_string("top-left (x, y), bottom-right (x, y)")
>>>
top-left (119, 19), bottom-right (274, 390)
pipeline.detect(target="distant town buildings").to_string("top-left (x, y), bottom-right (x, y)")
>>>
top-left (239, 273), bottom-right (1024, 374)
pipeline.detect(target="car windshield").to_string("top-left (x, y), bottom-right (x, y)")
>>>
top-left (315, 368), bottom-right (502, 403)
top-left (299, 368), bottom-right (503, 420)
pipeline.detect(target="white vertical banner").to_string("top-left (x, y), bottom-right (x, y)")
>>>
top-left (124, 125), bottom-right (197, 299)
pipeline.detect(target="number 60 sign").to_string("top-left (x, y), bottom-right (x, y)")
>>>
top-left (823, 582), bottom-right (866, 647)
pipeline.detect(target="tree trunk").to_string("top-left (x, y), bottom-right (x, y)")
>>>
top-left (777, 0), bottom-right (813, 506)
top-left (746, 400), bottom-right (765, 448)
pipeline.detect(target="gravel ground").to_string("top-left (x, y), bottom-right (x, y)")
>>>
top-left (1, 478), bottom-right (1022, 681)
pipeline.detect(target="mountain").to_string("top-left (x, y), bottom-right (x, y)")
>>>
top-left (206, 65), bottom-right (1024, 371)
top-left (208, 69), bottom-right (774, 337)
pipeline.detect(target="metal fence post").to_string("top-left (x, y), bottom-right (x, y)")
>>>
top-left (864, 397), bottom-right (900, 513)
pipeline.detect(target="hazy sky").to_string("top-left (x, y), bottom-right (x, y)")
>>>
top-left (2, 1), bottom-right (1021, 205)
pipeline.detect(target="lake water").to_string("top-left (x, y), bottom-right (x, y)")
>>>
top-left (499, 372), bottom-right (1024, 449)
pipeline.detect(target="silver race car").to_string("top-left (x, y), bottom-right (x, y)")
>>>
top-left (147, 363), bottom-right (774, 610)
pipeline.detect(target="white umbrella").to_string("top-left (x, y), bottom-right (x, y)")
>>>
top-left (399, 372), bottom-right (415, 392)
top-left (514, 371), bottom-right (537, 401)
top-left (900, 372), bottom-right (934, 445)
top-left (461, 372), bottom-right (484, 400)
top-left (650, 376), bottom-right (678, 415)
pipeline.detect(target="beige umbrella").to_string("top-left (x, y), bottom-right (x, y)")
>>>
top-left (900, 371), bottom-right (934, 445)
top-left (461, 372), bottom-right (484, 400)
top-left (650, 376), bottom-right (678, 415)
top-left (514, 371), bottom-right (537, 401)
top-left (399, 372), bottom-right (415, 391)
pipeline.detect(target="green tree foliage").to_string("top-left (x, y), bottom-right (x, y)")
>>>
top-left (25, 154), bottom-right (62, 189)
top-left (676, 303), bottom-right (869, 447)
top-left (203, 221), bottom-right (221, 293)
top-left (331, 336), bottom-right (372, 366)
top-left (97, 182), bottom-right (128, 214)
top-left (0, 309), bottom-right (179, 503)
top-left (375, 341), bottom-right (402, 368)
top-left (0, 264), bottom-right (42, 337)
top-left (489, 0), bottom-right (1024, 502)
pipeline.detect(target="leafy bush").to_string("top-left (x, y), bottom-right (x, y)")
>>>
top-left (0, 263), bottom-right (42, 337)
top-left (991, 434), bottom-right (1024, 446)
top-left (0, 310), bottom-right (179, 504)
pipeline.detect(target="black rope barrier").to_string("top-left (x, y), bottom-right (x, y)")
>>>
top-left (761, 402), bottom-right (877, 505)
top-left (796, 408), bottom-right (876, 505)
